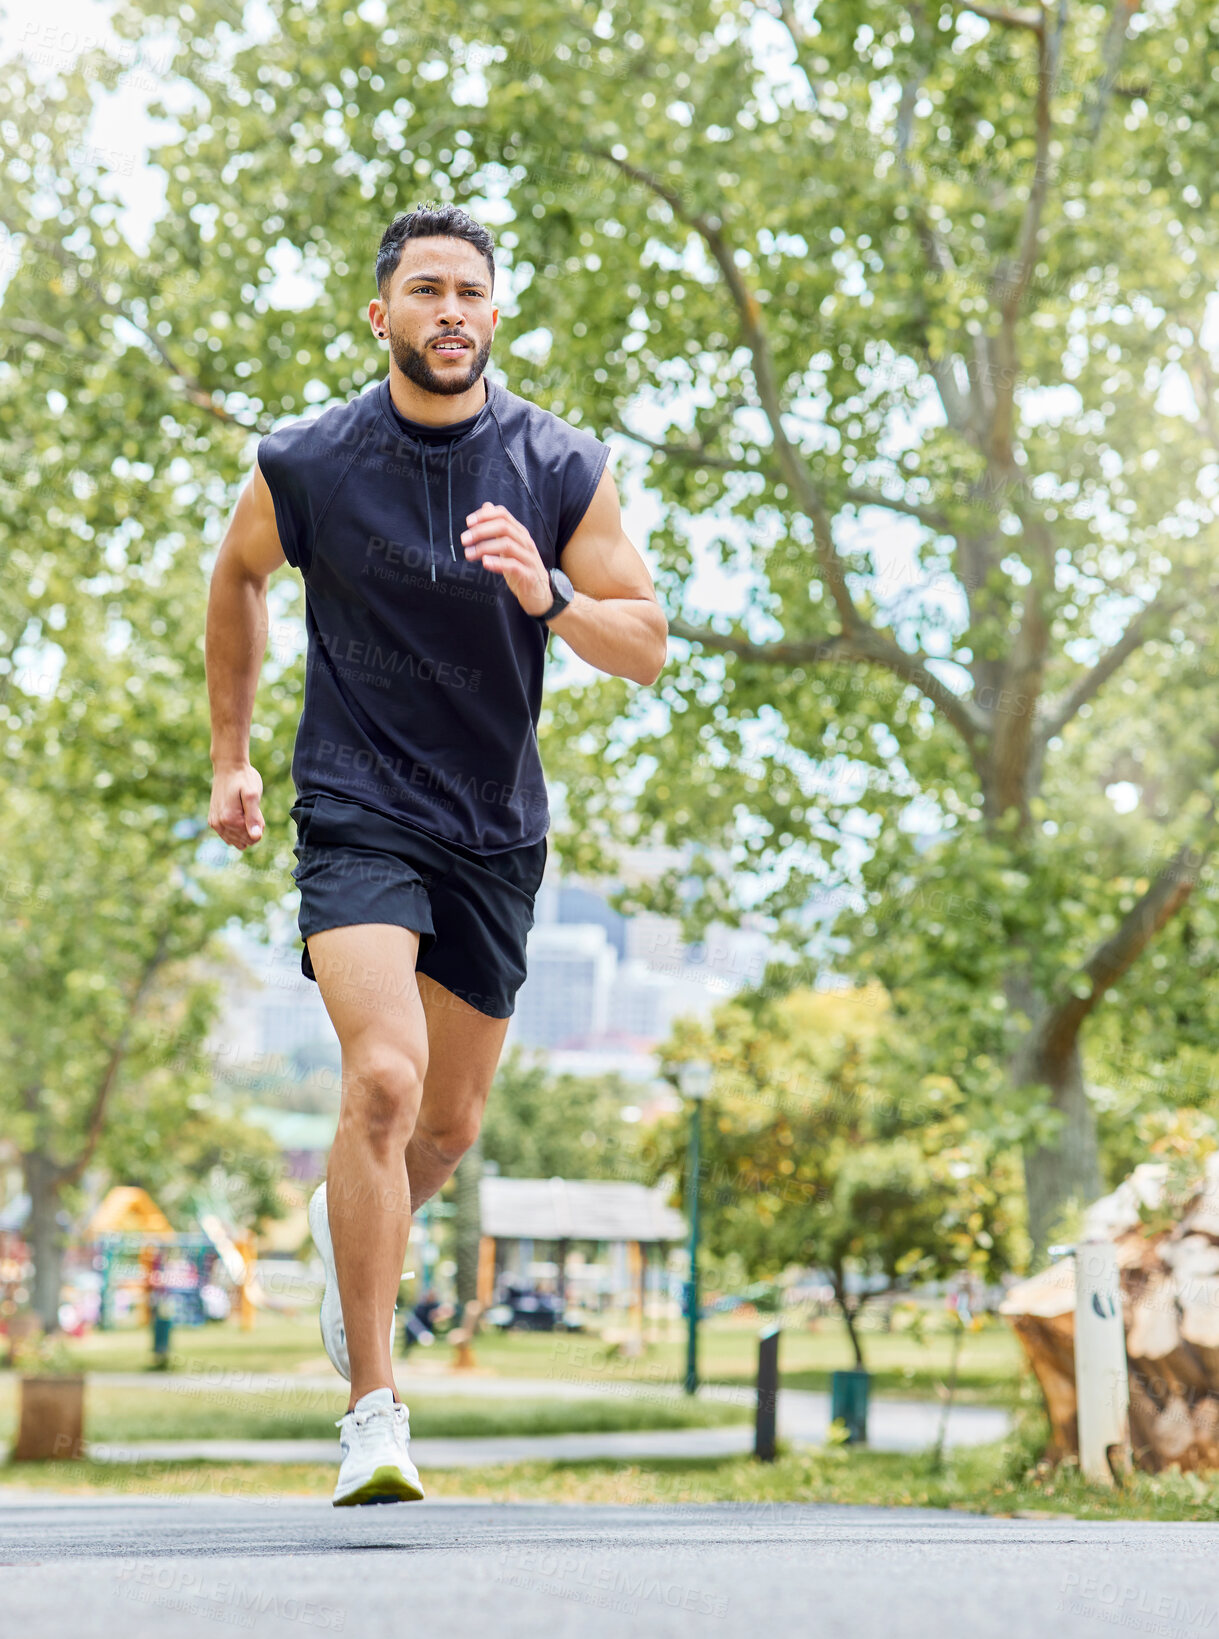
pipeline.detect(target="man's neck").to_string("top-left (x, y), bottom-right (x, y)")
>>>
top-left (387, 371), bottom-right (487, 427)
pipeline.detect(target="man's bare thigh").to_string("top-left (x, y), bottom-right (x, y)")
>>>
top-left (304, 929), bottom-right (508, 1093)
top-left (305, 923), bottom-right (426, 1052)
top-left (416, 972), bottom-right (511, 1111)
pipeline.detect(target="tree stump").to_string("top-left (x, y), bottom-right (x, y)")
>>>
top-left (11, 1376), bottom-right (85, 1461)
top-left (1001, 1158), bottom-right (1219, 1472)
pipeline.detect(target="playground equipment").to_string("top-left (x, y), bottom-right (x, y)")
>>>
top-left (197, 1212), bottom-right (261, 1328)
top-left (95, 1231), bottom-right (216, 1329)
top-left (90, 1187), bottom-right (269, 1330)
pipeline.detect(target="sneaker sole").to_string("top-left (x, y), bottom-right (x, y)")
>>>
top-left (309, 1185), bottom-right (350, 1380)
top-left (309, 1185), bottom-right (398, 1382)
top-left (333, 1464), bottom-right (426, 1507)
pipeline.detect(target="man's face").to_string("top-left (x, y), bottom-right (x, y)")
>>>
top-left (374, 237), bottom-right (496, 397)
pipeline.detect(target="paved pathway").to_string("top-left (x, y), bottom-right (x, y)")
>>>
top-left (3, 1495), bottom-right (1217, 1638)
top-left (74, 1374), bottom-right (1009, 1465)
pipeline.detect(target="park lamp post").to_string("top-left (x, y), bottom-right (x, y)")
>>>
top-left (677, 1059), bottom-right (714, 1396)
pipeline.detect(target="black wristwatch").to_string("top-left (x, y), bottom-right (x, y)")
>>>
top-left (540, 566), bottom-right (574, 624)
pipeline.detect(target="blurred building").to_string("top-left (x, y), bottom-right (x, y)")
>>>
top-left (508, 851), bottom-right (771, 1056)
top-left (510, 923), bottom-right (618, 1047)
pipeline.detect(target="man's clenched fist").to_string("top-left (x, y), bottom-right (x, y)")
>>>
top-left (460, 501), bottom-right (552, 616)
top-left (209, 762), bottom-right (265, 850)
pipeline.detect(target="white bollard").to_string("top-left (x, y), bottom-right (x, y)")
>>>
top-left (1073, 1239), bottom-right (1131, 1485)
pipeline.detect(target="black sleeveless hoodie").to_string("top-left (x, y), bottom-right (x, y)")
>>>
top-left (257, 373), bottom-right (610, 852)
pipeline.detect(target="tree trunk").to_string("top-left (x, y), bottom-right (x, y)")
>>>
top-left (832, 1272), bottom-right (867, 1369)
top-left (23, 1152), bottom-right (65, 1334)
top-left (453, 1138), bottom-right (483, 1309)
top-left (1008, 835), bottom-right (1207, 1261)
top-left (1020, 1030), bottom-right (1102, 1264)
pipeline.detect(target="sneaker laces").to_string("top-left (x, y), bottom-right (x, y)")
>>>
top-left (335, 1401), bottom-right (410, 1442)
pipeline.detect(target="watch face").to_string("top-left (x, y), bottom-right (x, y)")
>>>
top-left (551, 568), bottom-right (574, 601)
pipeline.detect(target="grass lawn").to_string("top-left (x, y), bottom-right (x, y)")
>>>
top-left (5, 1418), bottom-right (1219, 1522)
top-left (547, 1319), bottom-right (1027, 1406)
top-left (47, 1310), bottom-right (1028, 1407)
top-left (0, 1379), bottom-right (746, 1445)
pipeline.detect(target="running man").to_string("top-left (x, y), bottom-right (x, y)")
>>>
top-left (205, 203), bottom-right (667, 1505)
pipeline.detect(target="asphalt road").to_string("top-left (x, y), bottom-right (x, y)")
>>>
top-left (3, 1494), bottom-right (1217, 1638)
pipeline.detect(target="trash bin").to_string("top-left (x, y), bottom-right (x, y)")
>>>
top-left (830, 1368), bottom-right (870, 1443)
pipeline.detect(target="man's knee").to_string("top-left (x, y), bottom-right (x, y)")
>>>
top-left (341, 1041), bottom-right (427, 1157)
top-left (412, 1105), bottom-right (483, 1171)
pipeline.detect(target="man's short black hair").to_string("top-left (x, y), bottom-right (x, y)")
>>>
top-left (376, 204), bottom-right (496, 297)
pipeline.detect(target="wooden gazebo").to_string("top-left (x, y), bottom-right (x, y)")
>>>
top-left (476, 1177), bottom-right (687, 1325)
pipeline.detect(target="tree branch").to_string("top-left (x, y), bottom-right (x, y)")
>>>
top-left (1038, 590), bottom-right (1179, 744)
top-left (912, 224), bottom-right (989, 445)
top-left (1039, 825), bottom-right (1217, 1062)
top-left (956, 2), bottom-right (1045, 32)
top-left (989, 0), bottom-right (1066, 468)
top-left (895, 9), bottom-right (987, 448)
top-left (7, 317), bottom-right (107, 361)
top-left (588, 146), bottom-right (863, 634)
top-left (31, 239), bottom-right (244, 427)
top-left (613, 423), bottom-right (956, 530)
top-left (984, 512), bottom-right (1054, 822)
top-left (60, 925), bottom-right (173, 1186)
top-left (1184, 342), bottom-right (1219, 459)
top-left (909, 330), bottom-right (980, 443)
top-left (668, 616), bottom-right (989, 745)
top-left (1084, 0), bottom-right (1141, 144)
top-left (841, 483), bottom-right (955, 534)
top-left (612, 423), bottom-right (766, 474)
top-left (755, 0), bottom-right (823, 100)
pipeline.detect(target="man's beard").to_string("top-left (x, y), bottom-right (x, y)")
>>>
top-left (388, 326), bottom-right (492, 397)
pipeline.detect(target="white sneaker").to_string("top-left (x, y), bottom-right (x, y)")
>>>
top-left (332, 1387), bottom-right (425, 1507)
top-left (309, 1181), bottom-right (397, 1381)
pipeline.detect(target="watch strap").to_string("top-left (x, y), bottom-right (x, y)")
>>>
top-left (541, 568), bottom-right (573, 623)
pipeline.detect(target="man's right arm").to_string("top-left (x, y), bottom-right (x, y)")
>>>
top-left (205, 458), bottom-right (288, 851)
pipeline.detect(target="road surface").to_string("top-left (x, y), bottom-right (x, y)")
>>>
top-left (2, 1494), bottom-right (1216, 1638)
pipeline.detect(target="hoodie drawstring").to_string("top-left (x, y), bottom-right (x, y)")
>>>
top-left (419, 444), bottom-right (433, 581)
top-left (417, 441), bottom-right (457, 583)
top-left (445, 443), bottom-right (455, 564)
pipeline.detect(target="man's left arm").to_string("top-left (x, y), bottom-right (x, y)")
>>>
top-left (461, 472), bottom-right (668, 685)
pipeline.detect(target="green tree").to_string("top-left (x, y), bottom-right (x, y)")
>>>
top-left (96, 1064), bottom-right (288, 1234)
top-left (410, 0), bottom-right (1219, 1255)
top-left (481, 1046), bottom-right (648, 1182)
top-left (647, 987), bottom-right (1024, 1365)
top-left (11, 0), bottom-right (1219, 1271)
top-left (0, 781), bottom-right (292, 1324)
top-left (0, 55), bottom-right (302, 1323)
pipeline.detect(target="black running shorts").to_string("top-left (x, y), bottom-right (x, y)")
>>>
top-left (289, 792), bottom-right (547, 1019)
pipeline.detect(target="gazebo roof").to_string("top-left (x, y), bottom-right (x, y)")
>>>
top-left (478, 1177), bottom-right (687, 1244)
